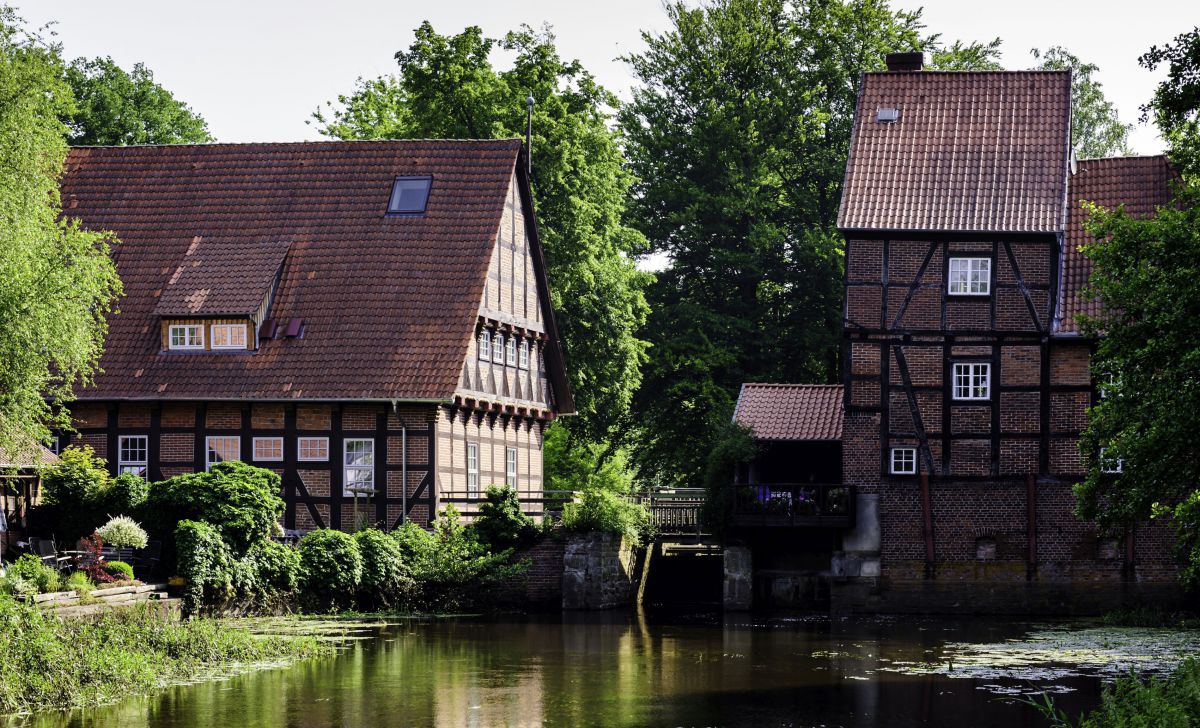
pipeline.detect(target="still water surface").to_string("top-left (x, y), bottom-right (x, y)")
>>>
top-left (18, 611), bottom-right (1198, 728)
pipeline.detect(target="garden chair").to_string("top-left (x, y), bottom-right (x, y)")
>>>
top-left (132, 541), bottom-right (161, 580)
top-left (29, 537), bottom-right (71, 572)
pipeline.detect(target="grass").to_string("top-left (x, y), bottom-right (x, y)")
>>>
top-left (0, 594), bottom-right (332, 715)
top-left (1099, 607), bottom-right (1200, 629)
top-left (1030, 658), bottom-right (1200, 727)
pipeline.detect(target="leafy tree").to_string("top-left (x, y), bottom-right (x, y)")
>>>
top-left (1140, 27), bottom-right (1200, 175)
top-left (1032, 46), bottom-right (1132, 159)
top-left (146, 461), bottom-right (284, 553)
top-left (472, 485), bottom-right (539, 551)
top-left (63, 56), bottom-right (212, 145)
top-left (619, 0), bottom-right (1000, 488)
top-left (0, 10), bottom-right (121, 453)
top-left (314, 23), bottom-right (650, 480)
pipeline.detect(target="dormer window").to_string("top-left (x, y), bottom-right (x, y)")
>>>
top-left (948, 257), bottom-right (991, 295)
top-left (492, 333), bottom-right (506, 364)
top-left (211, 323), bottom-right (247, 349)
top-left (506, 336), bottom-right (517, 366)
top-left (169, 324), bottom-right (203, 350)
top-left (519, 340), bottom-right (530, 369)
top-left (387, 176), bottom-right (432, 215)
top-left (478, 330), bottom-right (491, 360)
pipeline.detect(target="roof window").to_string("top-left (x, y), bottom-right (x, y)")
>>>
top-left (387, 176), bottom-right (432, 215)
top-left (876, 107), bottom-right (900, 123)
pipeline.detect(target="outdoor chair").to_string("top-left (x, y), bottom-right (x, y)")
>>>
top-left (132, 541), bottom-right (161, 580)
top-left (29, 537), bottom-right (71, 572)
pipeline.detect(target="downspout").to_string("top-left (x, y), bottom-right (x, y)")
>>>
top-left (393, 400), bottom-right (408, 527)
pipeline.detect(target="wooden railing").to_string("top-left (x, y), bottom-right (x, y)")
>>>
top-left (731, 483), bottom-right (855, 528)
top-left (636, 489), bottom-right (707, 536)
top-left (438, 489), bottom-right (573, 520)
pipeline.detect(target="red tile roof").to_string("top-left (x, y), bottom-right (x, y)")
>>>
top-left (1056, 155), bottom-right (1176, 334)
top-left (61, 139), bottom-right (572, 407)
top-left (154, 237), bottom-right (291, 316)
top-left (839, 71), bottom-right (1071, 235)
top-left (732, 384), bottom-right (844, 441)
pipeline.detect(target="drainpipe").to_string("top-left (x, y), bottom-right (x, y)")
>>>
top-left (920, 473), bottom-right (935, 579)
top-left (392, 400), bottom-right (408, 527)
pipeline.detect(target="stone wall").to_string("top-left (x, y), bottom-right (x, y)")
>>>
top-left (562, 533), bottom-right (639, 610)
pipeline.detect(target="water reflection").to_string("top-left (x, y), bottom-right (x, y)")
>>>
top-left (15, 612), bottom-right (1117, 728)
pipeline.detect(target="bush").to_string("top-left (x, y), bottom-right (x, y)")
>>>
top-left (146, 461), bottom-right (284, 554)
top-left (473, 486), bottom-right (540, 551)
top-left (63, 570), bottom-right (92, 596)
top-left (35, 446), bottom-right (111, 542)
top-left (354, 528), bottom-right (412, 610)
top-left (298, 529), bottom-right (362, 609)
top-left (100, 473), bottom-right (150, 516)
top-left (2, 554), bottom-right (60, 595)
top-left (561, 489), bottom-right (650, 542)
top-left (97, 515), bottom-right (148, 549)
top-left (103, 561), bottom-right (134, 580)
top-left (1037, 658), bottom-right (1200, 727)
top-left (246, 539), bottom-right (301, 596)
top-left (174, 520), bottom-right (233, 615)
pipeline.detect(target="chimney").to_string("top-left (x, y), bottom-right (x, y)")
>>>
top-left (885, 52), bottom-right (924, 72)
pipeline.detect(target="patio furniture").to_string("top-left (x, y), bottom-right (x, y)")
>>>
top-left (28, 537), bottom-right (72, 572)
top-left (132, 541), bottom-right (161, 580)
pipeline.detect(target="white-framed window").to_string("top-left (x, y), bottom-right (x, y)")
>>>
top-left (478, 330), bottom-right (491, 360)
top-left (168, 324), bottom-right (203, 350)
top-left (519, 340), bottom-right (530, 369)
top-left (1100, 447), bottom-right (1124, 474)
top-left (952, 362), bottom-right (991, 400)
top-left (466, 443), bottom-right (479, 495)
top-left (492, 333), bottom-right (506, 364)
top-left (205, 436), bottom-right (240, 470)
top-left (118, 435), bottom-right (148, 477)
top-left (344, 438), bottom-right (375, 496)
top-left (890, 447), bottom-right (917, 475)
top-left (253, 437), bottom-right (283, 462)
top-left (297, 437), bottom-right (329, 462)
top-left (506, 336), bottom-right (517, 366)
top-left (506, 447), bottom-right (518, 488)
top-left (49, 436), bottom-right (60, 455)
top-left (948, 257), bottom-right (991, 295)
top-left (211, 323), bottom-right (247, 349)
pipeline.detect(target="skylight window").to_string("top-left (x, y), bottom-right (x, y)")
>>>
top-left (387, 176), bottom-right (432, 215)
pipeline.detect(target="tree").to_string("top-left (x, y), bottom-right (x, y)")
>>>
top-left (0, 10), bottom-right (122, 454)
top-left (619, 0), bottom-right (1001, 488)
top-left (1032, 46), bottom-right (1132, 159)
top-left (63, 56), bottom-right (212, 145)
top-left (1140, 27), bottom-right (1200, 175)
top-left (314, 24), bottom-right (650, 485)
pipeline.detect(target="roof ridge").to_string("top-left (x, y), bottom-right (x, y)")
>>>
top-left (1076, 153), bottom-right (1170, 163)
top-left (863, 69), bottom-right (1070, 76)
top-left (741, 382), bottom-right (843, 388)
top-left (69, 138), bottom-right (524, 150)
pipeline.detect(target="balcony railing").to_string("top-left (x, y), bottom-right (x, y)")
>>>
top-left (732, 483), bottom-right (855, 528)
top-left (438, 489), bottom-right (574, 520)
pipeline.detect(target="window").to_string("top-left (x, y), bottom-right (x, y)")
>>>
top-left (890, 447), bottom-right (917, 475)
top-left (952, 363), bottom-right (991, 400)
top-left (506, 447), bottom-right (518, 488)
top-left (49, 436), bottom-right (60, 455)
top-left (466, 443), bottom-right (479, 496)
top-left (344, 438), bottom-right (375, 496)
top-left (479, 330), bottom-right (491, 361)
top-left (506, 336), bottom-right (517, 366)
top-left (493, 333), bottom-right (506, 364)
top-left (948, 257), bottom-right (991, 295)
top-left (519, 340), bottom-right (530, 369)
top-left (387, 176), bottom-right (432, 215)
top-left (253, 437), bottom-right (283, 462)
top-left (206, 436), bottom-right (240, 470)
top-left (118, 435), bottom-right (148, 477)
top-left (211, 323), bottom-right (247, 349)
top-left (297, 437), bottom-right (329, 462)
top-left (1100, 447), bottom-right (1123, 474)
top-left (975, 537), bottom-right (997, 561)
top-left (168, 324), bottom-right (203, 350)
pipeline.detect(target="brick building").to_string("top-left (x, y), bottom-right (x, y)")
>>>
top-left (57, 139), bottom-right (573, 531)
top-left (835, 53), bottom-right (1178, 608)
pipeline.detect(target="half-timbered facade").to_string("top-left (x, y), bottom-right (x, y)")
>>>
top-left (57, 139), bottom-right (573, 531)
top-left (835, 53), bottom-right (1178, 608)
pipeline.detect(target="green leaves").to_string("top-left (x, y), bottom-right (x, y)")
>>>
top-left (1032, 46), bottom-right (1132, 159)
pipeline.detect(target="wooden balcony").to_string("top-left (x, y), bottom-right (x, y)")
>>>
top-left (731, 483), bottom-right (855, 529)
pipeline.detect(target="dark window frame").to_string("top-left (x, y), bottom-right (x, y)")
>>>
top-left (386, 176), bottom-right (433, 216)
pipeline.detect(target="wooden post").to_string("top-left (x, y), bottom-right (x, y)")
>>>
top-left (1026, 473), bottom-right (1037, 581)
top-left (920, 473), bottom-right (935, 578)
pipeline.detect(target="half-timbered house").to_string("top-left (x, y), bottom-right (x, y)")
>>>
top-left (57, 139), bottom-right (573, 531)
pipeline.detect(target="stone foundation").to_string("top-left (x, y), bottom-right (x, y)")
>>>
top-left (562, 533), bottom-right (639, 610)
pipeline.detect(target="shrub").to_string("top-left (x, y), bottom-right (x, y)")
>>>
top-left (64, 570), bottom-right (92, 597)
top-left (35, 446), bottom-right (111, 542)
top-left (74, 532), bottom-right (114, 584)
top-left (103, 561), bottom-right (134, 580)
top-left (354, 528), bottom-right (412, 609)
top-left (4, 554), bottom-right (59, 594)
top-left (146, 461), bottom-right (284, 554)
top-left (561, 489), bottom-right (650, 542)
top-left (1035, 658), bottom-right (1200, 727)
top-left (298, 529), bottom-right (362, 609)
top-left (174, 520), bottom-right (233, 615)
top-left (473, 486), bottom-right (540, 551)
top-left (101, 473), bottom-right (150, 516)
top-left (246, 539), bottom-right (301, 596)
top-left (97, 515), bottom-right (148, 549)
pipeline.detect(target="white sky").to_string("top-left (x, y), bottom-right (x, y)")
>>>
top-left (20, 0), bottom-right (1192, 153)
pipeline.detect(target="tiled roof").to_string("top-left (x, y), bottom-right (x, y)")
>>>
top-left (154, 237), bottom-right (291, 316)
top-left (0, 439), bottom-right (58, 469)
top-left (839, 71), bottom-right (1071, 234)
top-left (61, 139), bottom-right (570, 405)
top-left (1056, 155), bottom-right (1175, 334)
top-left (732, 384), bottom-right (844, 441)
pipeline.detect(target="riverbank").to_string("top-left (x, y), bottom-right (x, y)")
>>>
top-left (0, 595), bottom-right (331, 715)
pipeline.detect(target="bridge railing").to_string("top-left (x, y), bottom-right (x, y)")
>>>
top-left (731, 483), bottom-right (854, 528)
top-left (636, 489), bottom-right (707, 535)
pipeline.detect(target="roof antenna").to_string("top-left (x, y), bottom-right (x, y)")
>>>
top-left (525, 93), bottom-right (534, 177)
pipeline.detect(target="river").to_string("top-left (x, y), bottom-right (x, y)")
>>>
top-left (15, 610), bottom-right (1200, 727)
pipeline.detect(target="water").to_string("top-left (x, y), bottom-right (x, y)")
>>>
top-left (14, 611), bottom-right (1200, 728)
